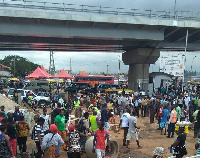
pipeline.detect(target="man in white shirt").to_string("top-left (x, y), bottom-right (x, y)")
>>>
top-left (119, 109), bottom-right (130, 146)
top-left (40, 108), bottom-right (50, 134)
top-left (126, 111), bottom-right (142, 150)
top-left (184, 95), bottom-right (190, 111)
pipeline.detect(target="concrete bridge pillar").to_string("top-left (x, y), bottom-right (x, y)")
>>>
top-left (122, 48), bottom-right (160, 92)
top-left (128, 64), bottom-right (149, 91)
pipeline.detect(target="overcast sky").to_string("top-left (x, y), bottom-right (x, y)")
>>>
top-left (0, 51), bottom-right (199, 74)
top-left (0, 51), bottom-right (128, 74)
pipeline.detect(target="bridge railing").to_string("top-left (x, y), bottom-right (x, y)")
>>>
top-left (0, 0), bottom-right (200, 21)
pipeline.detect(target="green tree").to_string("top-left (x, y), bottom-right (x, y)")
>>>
top-left (1, 55), bottom-right (39, 78)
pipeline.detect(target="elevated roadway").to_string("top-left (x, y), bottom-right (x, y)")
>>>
top-left (0, 0), bottom-right (200, 51)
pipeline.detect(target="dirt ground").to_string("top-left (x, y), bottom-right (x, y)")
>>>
top-left (25, 112), bottom-right (198, 158)
top-left (4, 89), bottom-right (196, 158)
top-left (108, 116), bottom-right (197, 158)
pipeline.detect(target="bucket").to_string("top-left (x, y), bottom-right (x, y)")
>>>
top-left (175, 125), bottom-right (179, 131)
top-left (185, 126), bottom-right (189, 134)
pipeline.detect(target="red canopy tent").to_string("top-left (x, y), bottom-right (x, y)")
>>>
top-left (25, 66), bottom-right (50, 79)
top-left (53, 69), bottom-right (73, 79)
top-left (40, 65), bottom-right (50, 77)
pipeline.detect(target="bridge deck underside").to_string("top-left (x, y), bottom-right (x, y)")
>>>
top-left (0, 35), bottom-right (157, 51)
top-left (0, 16), bottom-right (200, 51)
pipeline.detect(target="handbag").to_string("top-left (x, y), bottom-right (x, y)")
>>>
top-left (43, 134), bottom-right (56, 158)
top-left (174, 145), bottom-right (187, 156)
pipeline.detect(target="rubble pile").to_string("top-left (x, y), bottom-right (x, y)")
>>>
top-left (0, 94), bottom-right (19, 111)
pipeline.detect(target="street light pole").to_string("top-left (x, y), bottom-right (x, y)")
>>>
top-left (14, 55), bottom-right (16, 77)
top-left (118, 59), bottom-right (121, 85)
top-left (174, 0), bottom-right (177, 15)
top-left (191, 55), bottom-right (197, 72)
top-left (107, 65), bottom-right (109, 75)
top-left (182, 30), bottom-right (188, 83)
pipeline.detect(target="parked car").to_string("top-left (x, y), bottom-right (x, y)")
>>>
top-left (8, 88), bottom-right (28, 101)
top-left (7, 88), bottom-right (50, 107)
top-left (36, 92), bottom-right (51, 107)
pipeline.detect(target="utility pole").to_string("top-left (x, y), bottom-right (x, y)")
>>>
top-left (183, 30), bottom-right (188, 84)
top-left (107, 65), bottom-right (109, 75)
top-left (191, 56), bottom-right (197, 72)
top-left (70, 58), bottom-right (72, 75)
top-left (174, 0), bottom-right (177, 15)
top-left (49, 51), bottom-right (55, 76)
top-left (191, 55), bottom-right (196, 80)
top-left (118, 59), bottom-right (121, 85)
top-left (13, 55), bottom-right (16, 77)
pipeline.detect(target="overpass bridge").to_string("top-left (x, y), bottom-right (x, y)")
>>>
top-left (0, 0), bottom-right (200, 91)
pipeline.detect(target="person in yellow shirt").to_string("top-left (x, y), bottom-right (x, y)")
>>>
top-left (74, 98), bottom-right (80, 110)
top-left (141, 98), bottom-right (147, 117)
top-left (89, 111), bottom-right (99, 134)
top-left (16, 115), bottom-right (30, 153)
top-left (107, 99), bottom-right (113, 110)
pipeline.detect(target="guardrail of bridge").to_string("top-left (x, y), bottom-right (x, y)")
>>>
top-left (0, 0), bottom-right (199, 21)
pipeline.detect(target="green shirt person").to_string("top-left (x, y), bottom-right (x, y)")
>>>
top-left (193, 110), bottom-right (200, 122)
top-left (55, 111), bottom-right (66, 131)
top-left (55, 109), bottom-right (67, 149)
top-left (176, 105), bottom-right (181, 121)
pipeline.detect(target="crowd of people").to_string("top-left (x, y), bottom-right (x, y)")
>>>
top-left (1, 85), bottom-right (200, 158)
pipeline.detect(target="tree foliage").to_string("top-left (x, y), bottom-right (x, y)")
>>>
top-left (0, 55), bottom-right (39, 78)
top-left (184, 70), bottom-right (197, 77)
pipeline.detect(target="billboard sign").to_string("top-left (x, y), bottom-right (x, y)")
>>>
top-left (159, 52), bottom-right (185, 77)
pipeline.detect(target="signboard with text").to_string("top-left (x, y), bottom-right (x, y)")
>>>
top-left (137, 79), bottom-right (149, 83)
top-left (159, 52), bottom-right (185, 77)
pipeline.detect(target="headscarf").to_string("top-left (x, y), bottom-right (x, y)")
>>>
top-left (50, 124), bottom-right (58, 133)
top-left (68, 124), bottom-right (75, 133)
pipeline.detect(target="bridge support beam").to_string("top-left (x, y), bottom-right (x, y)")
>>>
top-left (122, 48), bottom-right (160, 92)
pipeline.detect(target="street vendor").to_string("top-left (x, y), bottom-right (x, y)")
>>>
top-left (169, 126), bottom-right (187, 158)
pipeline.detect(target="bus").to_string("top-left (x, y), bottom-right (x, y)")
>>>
top-left (74, 75), bottom-right (114, 87)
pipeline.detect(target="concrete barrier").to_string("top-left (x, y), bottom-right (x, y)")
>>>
top-left (85, 136), bottom-right (119, 158)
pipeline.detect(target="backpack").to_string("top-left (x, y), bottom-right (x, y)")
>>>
top-left (78, 118), bottom-right (85, 133)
